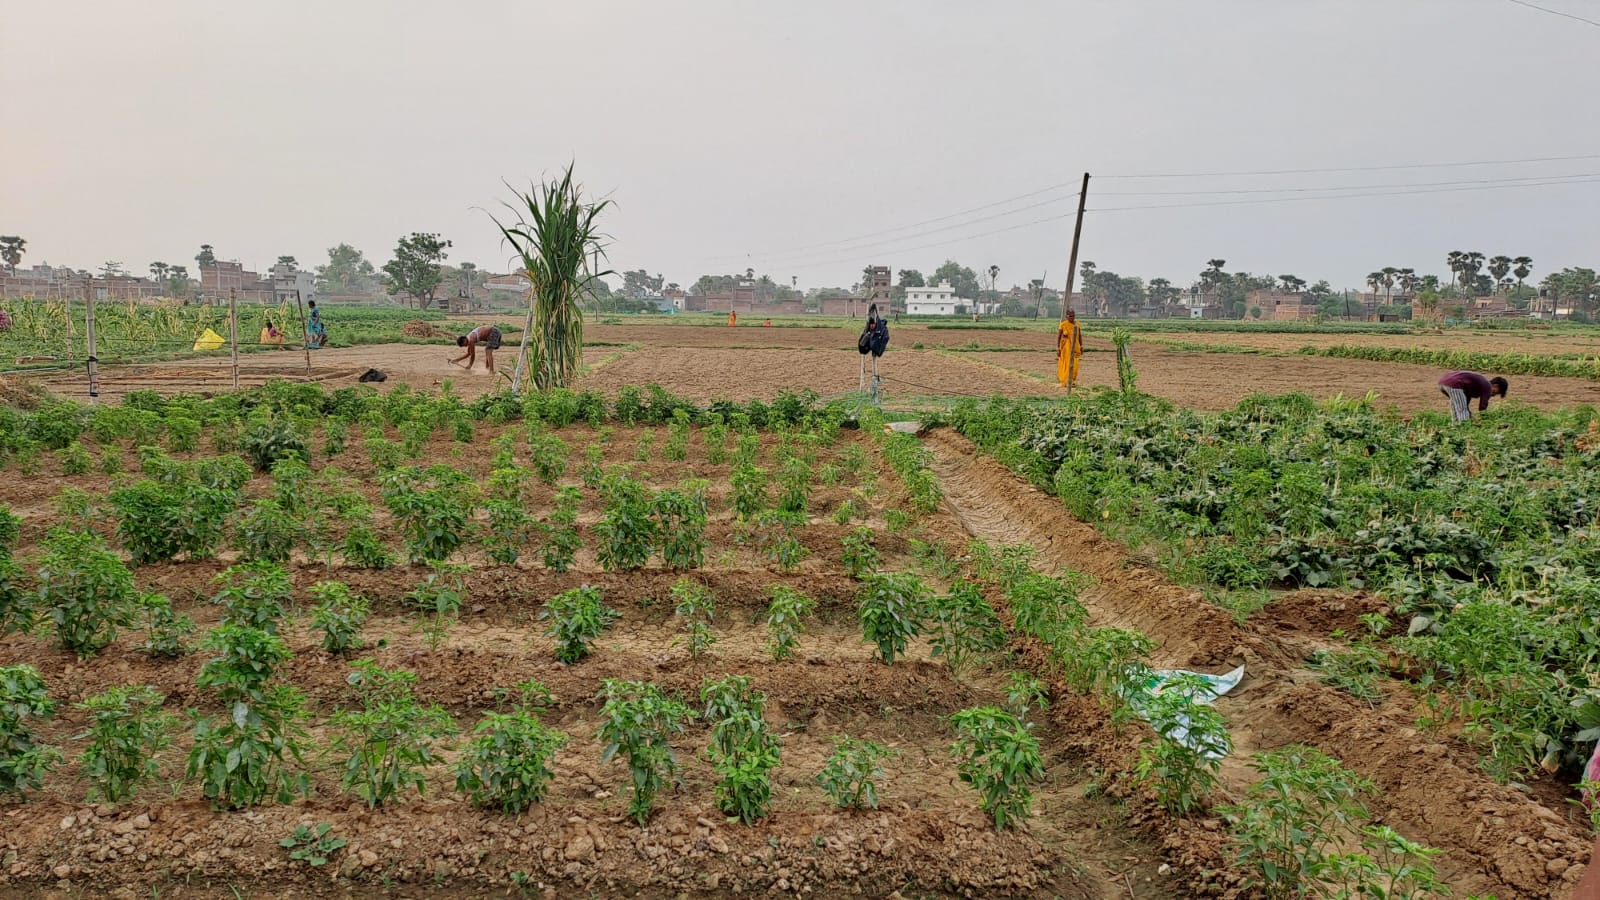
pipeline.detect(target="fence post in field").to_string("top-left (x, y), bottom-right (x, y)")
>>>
top-left (510, 285), bottom-right (536, 394)
top-left (228, 288), bottom-right (240, 390)
top-left (293, 289), bottom-right (312, 376)
top-left (84, 277), bottom-right (100, 402)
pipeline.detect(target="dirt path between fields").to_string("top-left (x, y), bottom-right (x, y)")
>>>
top-left (923, 429), bottom-right (1593, 899)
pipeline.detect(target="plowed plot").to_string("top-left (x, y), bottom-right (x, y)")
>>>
top-left (0, 420), bottom-right (1178, 898)
top-left (968, 341), bottom-right (1600, 412)
top-left (573, 347), bottom-right (1049, 402)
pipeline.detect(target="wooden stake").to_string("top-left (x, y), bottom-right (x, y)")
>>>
top-left (292, 289), bottom-right (313, 376)
top-left (510, 282), bottom-right (536, 394)
top-left (84, 277), bottom-right (99, 402)
top-left (228, 288), bottom-right (240, 390)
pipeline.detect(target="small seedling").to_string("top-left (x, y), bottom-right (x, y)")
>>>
top-left (280, 823), bottom-right (347, 867)
top-left (816, 735), bottom-right (898, 809)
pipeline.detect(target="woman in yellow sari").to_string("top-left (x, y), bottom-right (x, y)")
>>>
top-left (1056, 310), bottom-right (1082, 389)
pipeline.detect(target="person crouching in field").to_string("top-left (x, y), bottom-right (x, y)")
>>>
top-left (450, 324), bottom-right (502, 373)
top-left (1437, 371), bottom-right (1507, 423)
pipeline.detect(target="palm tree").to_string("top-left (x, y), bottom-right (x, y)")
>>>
top-left (1380, 266), bottom-right (1399, 302)
top-left (1512, 256), bottom-right (1533, 289)
top-left (196, 244), bottom-right (216, 268)
top-left (1396, 268), bottom-right (1419, 296)
top-left (1488, 255), bottom-right (1512, 292)
top-left (1446, 250), bottom-right (1465, 287)
top-left (1463, 252), bottom-right (1486, 290)
top-left (493, 164), bottom-right (612, 392)
top-left (149, 262), bottom-right (169, 284)
top-left (0, 236), bottom-right (24, 274)
top-left (987, 264), bottom-right (1000, 293)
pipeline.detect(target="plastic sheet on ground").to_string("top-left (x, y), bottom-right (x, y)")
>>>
top-left (192, 328), bottom-right (225, 351)
top-left (1129, 664), bottom-right (1245, 759)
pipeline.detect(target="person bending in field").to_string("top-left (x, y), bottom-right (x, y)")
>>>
top-left (259, 318), bottom-right (284, 349)
top-left (450, 324), bottom-right (502, 373)
top-left (306, 301), bottom-right (328, 348)
top-left (1437, 371), bottom-right (1507, 423)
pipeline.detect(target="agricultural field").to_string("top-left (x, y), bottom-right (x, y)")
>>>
top-left (0, 316), bottom-right (1599, 897)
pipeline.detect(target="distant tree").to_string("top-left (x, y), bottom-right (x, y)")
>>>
top-left (149, 262), bottom-right (169, 283)
top-left (1487, 255), bottom-right (1512, 291)
top-left (1462, 252), bottom-right (1486, 291)
top-left (196, 244), bottom-right (216, 267)
top-left (897, 269), bottom-right (925, 288)
top-left (1249, 306), bottom-right (1262, 319)
top-left (745, 267), bottom-right (755, 279)
top-left (99, 261), bottom-right (125, 277)
top-left (1366, 272), bottom-right (1384, 300)
top-left (315, 243), bottom-right (379, 295)
top-left (1512, 256), bottom-right (1533, 289)
top-left (987, 264), bottom-right (1000, 294)
top-left (0, 236), bottom-right (24, 274)
top-left (1147, 277), bottom-right (1180, 308)
top-left (620, 269), bottom-right (664, 298)
top-left (167, 265), bottom-right (194, 299)
top-left (1379, 266), bottom-right (1399, 302)
top-left (381, 233), bottom-right (452, 309)
top-left (276, 255), bottom-right (298, 269)
top-left (1396, 268), bottom-right (1419, 296)
top-left (1277, 274), bottom-right (1306, 292)
top-left (930, 260), bottom-right (982, 299)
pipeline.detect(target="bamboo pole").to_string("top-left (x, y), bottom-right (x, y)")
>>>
top-left (510, 283), bottom-right (536, 394)
top-left (292, 289), bottom-right (313, 376)
top-left (228, 288), bottom-right (240, 389)
top-left (84, 278), bottom-right (100, 402)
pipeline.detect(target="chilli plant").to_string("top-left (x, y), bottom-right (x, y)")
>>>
top-left (540, 585), bottom-right (619, 663)
top-left (596, 679), bottom-right (694, 825)
top-left (75, 685), bottom-right (177, 804)
top-left (857, 573), bottom-right (928, 664)
top-left (494, 163), bottom-right (613, 392)
top-left (454, 680), bottom-right (569, 814)
top-left (0, 664), bottom-right (63, 796)
top-left (816, 734), bottom-right (898, 810)
top-left (949, 706), bottom-right (1045, 830)
top-left (330, 660), bottom-right (456, 808)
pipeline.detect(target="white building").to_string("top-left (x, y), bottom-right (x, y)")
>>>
top-left (270, 264), bottom-right (316, 304)
top-left (905, 281), bottom-right (969, 316)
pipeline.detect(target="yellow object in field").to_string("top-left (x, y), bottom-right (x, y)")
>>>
top-left (192, 327), bottom-right (225, 351)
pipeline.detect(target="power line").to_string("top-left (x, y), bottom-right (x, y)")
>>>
top-left (704, 178), bottom-right (1079, 262)
top-left (1094, 171), bottom-right (1600, 196)
top-left (1089, 175), bottom-right (1600, 211)
top-left (1098, 152), bottom-right (1600, 180)
top-left (1504, 0), bottom-right (1600, 29)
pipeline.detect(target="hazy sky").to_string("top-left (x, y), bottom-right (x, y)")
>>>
top-left (5, 0), bottom-right (1599, 293)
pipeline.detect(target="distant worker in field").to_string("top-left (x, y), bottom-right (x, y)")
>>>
top-left (450, 324), bottom-right (502, 374)
top-left (1437, 371), bottom-right (1508, 423)
top-left (306, 300), bottom-right (327, 348)
top-left (1056, 309), bottom-right (1083, 390)
top-left (259, 318), bottom-right (284, 349)
top-left (858, 302), bottom-right (889, 392)
top-left (728, 310), bottom-right (737, 327)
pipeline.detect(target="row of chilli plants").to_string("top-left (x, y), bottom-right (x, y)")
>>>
top-left (947, 389), bottom-right (1600, 796)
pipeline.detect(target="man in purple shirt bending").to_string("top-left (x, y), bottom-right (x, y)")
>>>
top-left (1437, 371), bottom-right (1508, 423)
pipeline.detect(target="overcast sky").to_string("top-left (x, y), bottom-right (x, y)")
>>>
top-left (4, 0), bottom-right (1598, 293)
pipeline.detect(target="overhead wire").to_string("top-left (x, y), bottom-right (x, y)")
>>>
top-left (1503, 0), bottom-right (1600, 29)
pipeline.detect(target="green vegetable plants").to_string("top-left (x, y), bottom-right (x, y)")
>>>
top-left (233, 498), bottom-right (301, 564)
top-left (1132, 673), bottom-right (1231, 816)
top-left (484, 466), bottom-right (537, 565)
top-left (776, 457), bottom-right (811, 521)
top-left (949, 706), bottom-right (1044, 830)
top-left (75, 685), bottom-right (176, 803)
top-left (926, 581), bottom-right (1005, 677)
top-left (595, 471), bottom-right (656, 571)
top-left (765, 584), bottom-right (813, 660)
top-left (539, 486), bottom-right (583, 572)
top-left (596, 679), bottom-right (695, 825)
top-left (840, 526), bottom-right (880, 579)
top-left (406, 564), bottom-right (466, 651)
top-left (455, 680), bottom-right (569, 814)
top-left (36, 528), bottom-right (139, 657)
top-left (381, 464), bottom-right (478, 564)
top-left (671, 578), bottom-right (716, 660)
top-left (857, 573), bottom-right (928, 664)
top-left (664, 413), bottom-right (690, 461)
top-left (241, 418), bottom-right (308, 471)
top-left (652, 482), bottom-right (708, 570)
top-left (1218, 746), bottom-right (1375, 900)
top-left (816, 735), bottom-right (897, 809)
top-left (138, 592), bottom-right (195, 658)
top-left (1004, 672), bottom-right (1050, 717)
top-left (212, 561), bottom-right (293, 634)
top-left (58, 441), bottom-right (92, 475)
top-left (633, 429), bottom-right (656, 462)
top-left (309, 581), bottom-right (369, 655)
top-left (186, 625), bottom-right (310, 808)
top-left (331, 660), bottom-right (456, 808)
top-left (0, 664), bottom-right (62, 796)
top-left (1314, 825), bottom-right (1448, 900)
top-left (701, 675), bottom-right (780, 823)
top-left (730, 463), bottom-right (769, 521)
top-left (527, 431), bottom-right (569, 484)
top-left (540, 585), bottom-right (619, 663)
top-left (280, 823), bottom-right (347, 867)
top-left (109, 475), bottom-right (234, 564)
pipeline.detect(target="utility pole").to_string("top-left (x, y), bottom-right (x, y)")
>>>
top-left (84, 277), bottom-right (99, 402)
top-left (228, 288), bottom-right (240, 389)
top-left (1059, 174), bottom-right (1090, 394)
top-left (1061, 173), bottom-right (1090, 320)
